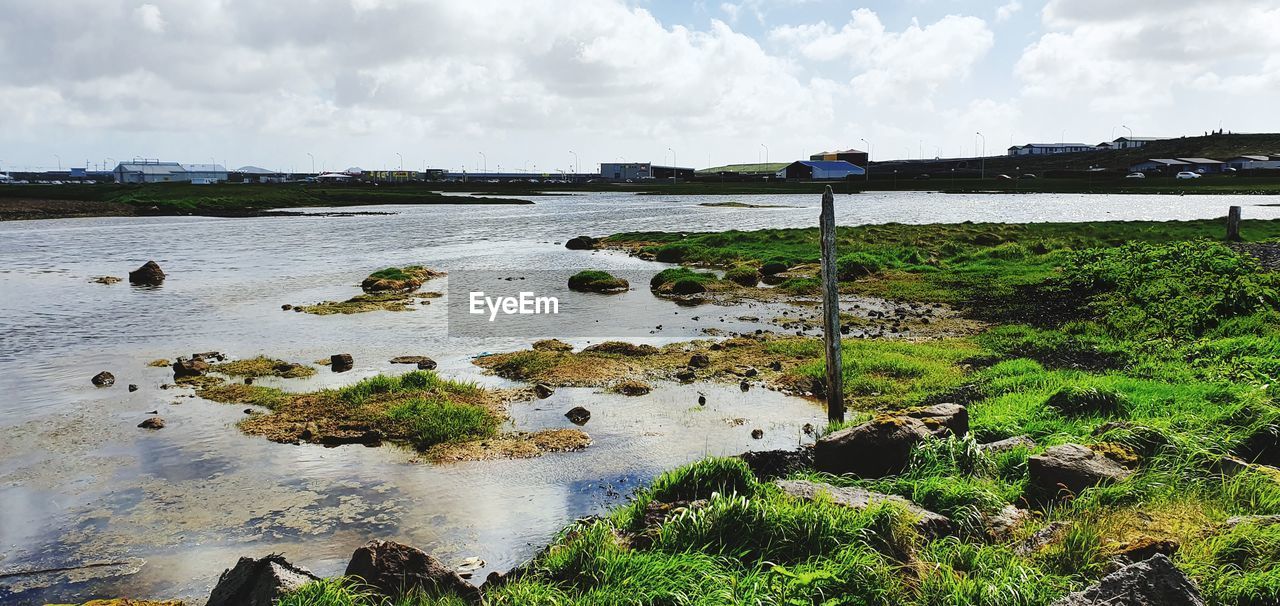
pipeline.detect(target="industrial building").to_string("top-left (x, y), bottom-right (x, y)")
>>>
top-left (776, 160), bottom-right (865, 181)
top-left (232, 166), bottom-right (287, 183)
top-left (1109, 136), bottom-right (1169, 150)
top-left (112, 160), bottom-right (227, 184)
top-left (1225, 155), bottom-right (1280, 170)
top-left (599, 162), bottom-right (694, 181)
top-left (808, 149), bottom-right (869, 167)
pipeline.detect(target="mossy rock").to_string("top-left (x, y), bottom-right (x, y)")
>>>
top-left (568, 270), bottom-right (629, 293)
top-left (360, 265), bottom-right (443, 293)
top-left (725, 266), bottom-right (760, 287)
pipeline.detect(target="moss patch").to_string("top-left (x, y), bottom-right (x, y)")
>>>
top-left (211, 356), bottom-right (316, 379)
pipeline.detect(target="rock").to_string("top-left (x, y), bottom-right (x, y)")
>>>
top-left (331, 353), bottom-right (354, 372)
top-left (1016, 521), bottom-right (1072, 556)
top-left (739, 380), bottom-right (750, 392)
top-left (128, 384), bottom-right (138, 392)
top-left (612, 380), bottom-right (651, 396)
top-left (582, 342), bottom-right (657, 356)
top-left (904, 403), bottom-right (968, 438)
top-left (565, 406), bottom-right (591, 425)
top-left (1050, 554), bottom-right (1205, 606)
top-left (750, 428), bottom-right (764, 439)
top-left (776, 479), bottom-right (950, 536)
top-left (128, 260), bottom-right (166, 285)
top-left (390, 356), bottom-right (436, 368)
top-left (137, 417), bottom-right (165, 429)
top-left (814, 416), bottom-right (933, 478)
top-left (344, 540), bottom-right (480, 602)
top-left (697, 394), bottom-right (706, 405)
top-left (688, 353), bottom-right (711, 368)
top-left (171, 357), bottom-right (209, 379)
top-left (534, 383), bottom-right (555, 399)
top-left (1112, 537), bottom-right (1179, 564)
top-left (281, 304), bottom-right (293, 311)
top-left (769, 360), bottom-right (783, 371)
top-left (1028, 443), bottom-right (1134, 499)
top-left (1222, 514), bottom-right (1280, 529)
top-left (206, 554), bottom-right (321, 606)
top-left (737, 448), bottom-right (814, 479)
top-left (244, 377), bottom-right (254, 385)
top-left (980, 435), bottom-right (1036, 453)
top-left (193, 351), bottom-right (225, 362)
top-left (564, 235), bottom-right (598, 250)
top-left (984, 504), bottom-right (1032, 541)
top-left (675, 368), bottom-right (696, 382)
top-left (91, 371), bottom-right (115, 387)
top-left (1235, 423), bottom-right (1280, 467)
top-left (731, 365), bottom-right (758, 378)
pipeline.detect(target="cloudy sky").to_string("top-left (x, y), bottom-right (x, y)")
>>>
top-left (2, 0), bottom-right (1278, 173)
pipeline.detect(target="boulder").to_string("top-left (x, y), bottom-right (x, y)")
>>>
top-left (674, 368), bottom-right (696, 382)
top-left (564, 235), bottom-right (598, 250)
top-left (172, 357), bottom-right (209, 379)
top-left (565, 406), bottom-right (591, 425)
top-left (984, 504), bottom-right (1032, 541)
top-left (331, 353), bottom-right (354, 372)
top-left (1028, 443), bottom-right (1133, 499)
top-left (980, 435), bottom-right (1036, 453)
top-left (534, 383), bottom-right (555, 399)
top-left (1050, 554), bottom-right (1205, 606)
top-left (128, 260), bottom-right (166, 285)
top-left (138, 417), bottom-right (165, 430)
top-left (688, 353), bottom-right (711, 368)
top-left (904, 403), bottom-right (968, 438)
top-left (91, 371), bottom-right (116, 387)
top-left (776, 479), bottom-right (950, 537)
top-left (814, 416), bottom-right (933, 478)
top-left (390, 355), bottom-right (433, 366)
top-left (736, 448), bottom-right (814, 480)
top-left (344, 540), bottom-right (480, 602)
top-left (206, 554), bottom-right (321, 606)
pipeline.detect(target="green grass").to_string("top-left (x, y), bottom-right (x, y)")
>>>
top-left (567, 270), bottom-right (629, 292)
top-left (385, 396), bottom-right (499, 448)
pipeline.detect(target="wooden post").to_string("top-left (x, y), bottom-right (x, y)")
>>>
top-left (1227, 206), bottom-right (1242, 242)
top-left (819, 186), bottom-right (844, 424)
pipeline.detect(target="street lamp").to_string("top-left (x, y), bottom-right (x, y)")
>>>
top-left (307, 152), bottom-right (314, 174)
top-left (54, 154), bottom-right (61, 170)
top-left (668, 147), bottom-right (676, 183)
top-left (569, 150), bottom-right (578, 174)
top-left (975, 131), bottom-right (986, 180)
top-left (1122, 125), bottom-right (1133, 147)
top-left (478, 152), bottom-right (487, 173)
top-left (396, 152), bottom-right (403, 171)
top-left (760, 143), bottom-right (769, 166)
top-left (860, 138), bottom-right (872, 182)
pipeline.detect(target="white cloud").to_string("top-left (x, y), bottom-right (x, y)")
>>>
top-left (995, 1), bottom-right (1022, 23)
top-left (134, 3), bottom-right (165, 33)
top-left (770, 9), bottom-right (994, 106)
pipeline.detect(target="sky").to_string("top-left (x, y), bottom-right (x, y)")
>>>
top-left (2, 0), bottom-right (1279, 173)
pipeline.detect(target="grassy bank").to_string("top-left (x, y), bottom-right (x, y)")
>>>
top-left (261, 219), bottom-right (1280, 605)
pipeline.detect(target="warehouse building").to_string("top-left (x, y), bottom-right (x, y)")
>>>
top-left (1127, 158), bottom-right (1191, 173)
top-left (599, 162), bottom-right (695, 181)
top-left (113, 161), bottom-right (187, 183)
top-left (776, 160), bottom-right (864, 181)
top-left (808, 148), bottom-right (868, 167)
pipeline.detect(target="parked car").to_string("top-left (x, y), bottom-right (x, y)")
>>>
top-left (995, 174), bottom-right (1012, 180)
top-left (913, 174), bottom-right (931, 180)
top-left (1125, 172), bottom-right (1146, 179)
top-left (1020, 173), bottom-right (1037, 179)
top-left (1176, 171), bottom-right (1201, 180)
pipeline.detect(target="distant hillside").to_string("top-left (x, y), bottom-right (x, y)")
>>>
top-left (697, 162), bottom-right (789, 174)
top-left (872, 133), bottom-right (1280, 177)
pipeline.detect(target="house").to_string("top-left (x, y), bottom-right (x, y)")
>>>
top-left (776, 160), bottom-right (865, 181)
top-left (809, 149), bottom-right (869, 167)
top-left (1007, 143), bottom-right (1095, 156)
top-left (1128, 159), bottom-right (1190, 173)
top-left (113, 161), bottom-right (187, 183)
top-left (1175, 158), bottom-right (1225, 174)
top-left (1110, 136), bottom-right (1169, 150)
top-left (1225, 155), bottom-right (1280, 170)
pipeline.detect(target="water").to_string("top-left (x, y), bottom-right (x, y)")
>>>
top-left (1, 191), bottom-right (1276, 604)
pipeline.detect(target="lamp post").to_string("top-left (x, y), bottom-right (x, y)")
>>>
top-left (668, 147), bottom-right (676, 183)
top-left (478, 152), bottom-right (487, 173)
top-left (396, 152), bottom-right (403, 171)
top-left (859, 137), bottom-right (872, 183)
top-left (307, 153), bottom-right (314, 175)
top-left (54, 154), bottom-right (61, 170)
top-left (1122, 125), bottom-right (1133, 148)
top-left (569, 150), bottom-right (578, 174)
top-left (760, 143), bottom-right (768, 166)
top-left (975, 131), bottom-right (986, 180)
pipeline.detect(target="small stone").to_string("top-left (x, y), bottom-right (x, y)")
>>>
top-left (138, 417), bottom-right (165, 429)
top-left (331, 353), bottom-right (354, 372)
top-left (128, 260), bottom-right (165, 285)
top-left (127, 383), bottom-right (138, 392)
top-left (91, 371), bottom-right (115, 387)
top-left (751, 428), bottom-right (764, 439)
top-left (697, 394), bottom-right (707, 405)
top-left (688, 353), bottom-right (711, 368)
top-left (281, 304), bottom-right (293, 310)
top-left (534, 383), bottom-right (555, 399)
top-left (565, 406), bottom-right (591, 425)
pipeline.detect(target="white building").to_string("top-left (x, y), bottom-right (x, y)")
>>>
top-left (181, 164), bottom-right (228, 184)
top-left (1007, 143), bottom-right (1096, 156)
top-left (1110, 136), bottom-right (1169, 150)
top-left (113, 161), bottom-right (187, 183)
top-left (1226, 155), bottom-right (1280, 170)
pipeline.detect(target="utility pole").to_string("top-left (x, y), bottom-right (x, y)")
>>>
top-left (860, 138), bottom-right (872, 183)
top-left (307, 153), bottom-right (314, 174)
top-left (569, 150), bottom-right (578, 174)
top-left (478, 151), bottom-right (487, 173)
top-left (668, 147), bottom-right (676, 183)
top-left (975, 131), bottom-right (986, 180)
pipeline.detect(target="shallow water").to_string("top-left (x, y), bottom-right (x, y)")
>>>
top-left (1, 191), bottom-right (1277, 604)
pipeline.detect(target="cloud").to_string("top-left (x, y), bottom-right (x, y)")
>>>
top-left (995, 1), bottom-right (1022, 23)
top-left (134, 3), bottom-right (165, 33)
top-left (770, 9), bottom-right (994, 106)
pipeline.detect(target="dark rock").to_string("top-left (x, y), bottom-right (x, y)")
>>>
top-left (128, 260), bottom-right (165, 285)
top-left (390, 356), bottom-right (436, 369)
top-left (904, 403), bottom-right (968, 438)
top-left (751, 428), bottom-right (764, 439)
top-left (206, 554), bottom-right (321, 606)
top-left (814, 416), bottom-right (933, 478)
top-left (737, 448), bottom-right (814, 479)
top-left (534, 383), bottom-right (555, 399)
top-left (565, 406), bottom-right (591, 425)
top-left (417, 359), bottom-right (437, 370)
top-left (331, 353), bottom-right (354, 372)
top-left (1235, 423), bottom-right (1280, 467)
top-left (731, 365), bottom-right (758, 377)
top-left (1050, 554), bottom-right (1205, 606)
top-left (1028, 443), bottom-right (1134, 499)
top-left (564, 235), bottom-right (598, 250)
top-left (688, 353), bottom-right (711, 368)
top-left (138, 417), bottom-right (165, 429)
top-left (760, 261), bottom-right (788, 275)
top-left (739, 380), bottom-right (750, 392)
top-left (675, 368), bottom-right (696, 382)
top-left (344, 540), bottom-right (480, 602)
top-left (91, 371), bottom-right (115, 387)
top-left (281, 304), bottom-right (293, 311)
top-left (769, 360), bottom-right (783, 371)
top-left (127, 384), bottom-right (138, 392)
top-left (193, 351), bottom-right (225, 362)
top-left (582, 342), bottom-right (658, 356)
top-left (172, 357), bottom-right (209, 379)
top-left (980, 435), bottom-right (1036, 453)
top-left (697, 394), bottom-right (706, 405)
top-left (776, 479), bottom-right (950, 536)
top-left (808, 376), bottom-right (826, 398)
top-left (244, 377), bottom-right (254, 385)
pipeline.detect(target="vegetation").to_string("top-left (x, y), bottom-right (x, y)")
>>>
top-left (362, 265), bottom-right (443, 293)
top-left (210, 356), bottom-right (316, 379)
top-left (567, 270), bottom-right (629, 293)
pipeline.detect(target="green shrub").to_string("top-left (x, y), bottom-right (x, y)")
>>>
top-left (567, 270), bottom-right (628, 292)
top-left (836, 251), bottom-right (883, 280)
top-left (1044, 384), bottom-right (1131, 416)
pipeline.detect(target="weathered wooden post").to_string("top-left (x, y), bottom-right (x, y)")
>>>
top-left (1227, 206), bottom-right (1242, 242)
top-left (819, 186), bottom-right (844, 424)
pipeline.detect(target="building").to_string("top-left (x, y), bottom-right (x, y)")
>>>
top-left (1225, 155), bottom-right (1280, 170)
top-left (232, 166), bottom-right (287, 183)
top-left (1007, 143), bottom-right (1095, 156)
top-left (599, 162), bottom-right (694, 181)
top-left (113, 161), bottom-right (187, 183)
top-left (181, 164), bottom-right (228, 184)
top-left (1175, 158), bottom-right (1225, 174)
top-left (776, 160), bottom-right (865, 181)
top-left (1110, 136), bottom-right (1169, 150)
top-left (1128, 158), bottom-right (1191, 173)
top-left (809, 149), bottom-right (869, 167)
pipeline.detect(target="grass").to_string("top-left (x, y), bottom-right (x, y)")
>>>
top-left (210, 356), bottom-right (316, 379)
top-left (567, 270), bottom-right (629, 293)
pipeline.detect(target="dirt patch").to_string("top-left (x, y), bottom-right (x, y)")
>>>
top-left (210, 356), bottom-right (316, 379)
top-left (427, 429), bottom-right (592, 462)
top-left (0, 198), bottom-right (137, 221)
top-left (291, 291), bottom-right (442, 315)
top-left (1231, 242), bottom-right (1280, 271)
